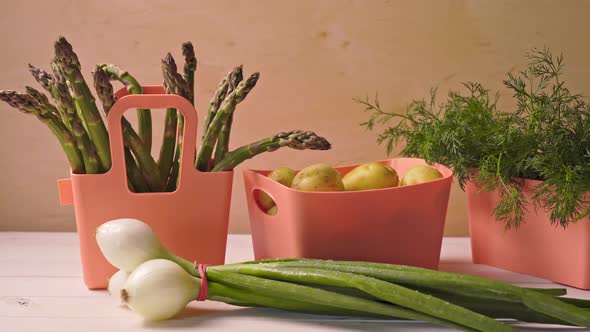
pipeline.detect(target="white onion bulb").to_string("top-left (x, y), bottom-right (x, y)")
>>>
top-left (122, 259), bottom-right (200, 321)
top-left (96, 218), bottom-right (166, 272)
top-left (108, 270), bottom-right (129, 304)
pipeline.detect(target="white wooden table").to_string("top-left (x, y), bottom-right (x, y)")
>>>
top-left (1, 233), bottom-right (589, 332)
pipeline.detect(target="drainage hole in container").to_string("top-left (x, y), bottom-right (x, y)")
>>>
top-left (253, 189), bottom-right (278, 216)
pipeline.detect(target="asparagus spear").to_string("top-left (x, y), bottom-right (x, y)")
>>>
top-left (28, 64), bottom-right (53, 96)
top-left (159, 53), bottom-right (186, 186)
top-left (212, 130), bottom-right (331, 171)
top-left (92, 67), bottom-right (116, 114)
top-left (72, 119), bottom-right (100, 174)
top-left (98, 64), bottom-right (152, 152)
top-left (53, 36), bottom-right (111, 171)
top-left (26, 84), bottom-right (100, 174)
top-left (165, 42), bottom-right (197, 191)
top-left (202, 66), bottom-right (238, 142)
top-left (161, 53), bottom-right (191, 98)
top-left (124, 149), bottom-right (149, 193)
top-left (28, 65), bottom-right (72, 130)
top-left (0, 90), bottom-right (85, 173)
top-left (93, 67), bottom-right (162, 191)
top-left (159, 105), bottom-right (178, 186)
top-left (94, 66), bottom-right (142, 186)
top-left (213, 66), bottom-right (244, 164)
top-left (197, 72), bottom-right (259, 171)
top-left (47, 64), bottom-right (100, 174)
top-left (25, 86), bottom-right (61, 118)
top-left (181, 42), bottom-right (196, 104)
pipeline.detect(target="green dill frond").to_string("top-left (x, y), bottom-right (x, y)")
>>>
top-left (494, 185), bottom-right (527, 231)
top-left (358, 47), bottom-right (590, 229)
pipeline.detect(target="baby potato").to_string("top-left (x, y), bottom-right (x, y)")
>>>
top-left (342, 162), bottom-right (398, 191)
top-left (266, 205), bottom-right (278, 216)
top-left (258, 167), bottom-right (297, 210)
top-left (400, 165), bottom-right (443, 186)
top-left (291, 163), bottom-right (345, 192)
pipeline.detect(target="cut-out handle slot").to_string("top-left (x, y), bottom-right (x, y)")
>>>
top-left (105, 86), bottom-right (199, 191)
top-left (253, 188), bottom-right (279, 216)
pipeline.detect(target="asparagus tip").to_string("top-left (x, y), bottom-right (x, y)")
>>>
top-left (162, 52), bottom-right (190, 98)
top-left (54, 35), bottom-right (70, 51)
top-left (182, 42), bottom-right (196, 71)
top-left (93, 66), bottom-right (115, 115)
top-left (0, 90), bottom-right (33, 114)
top-left (181, 42), bottom-right (194, 56)
top-left (163, 52), bottom-right (176, 66)
top-left (275, 130), bottom-right (331, 150)
top-left (242, 72), bottom-right (260, 91)
top-left (25, 86), bottom-right (42, 99)
top-left (54, 36), bottom-right (80, 68)
top-left (28, 64), bottom-right (53, 91)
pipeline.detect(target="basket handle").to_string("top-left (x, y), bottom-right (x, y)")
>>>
top-left (105, 86), bottom-right (199, 187)
top-left (245, 170), bottom-right (289, 217)
top-left (251, 186), bottom-right (280, 217)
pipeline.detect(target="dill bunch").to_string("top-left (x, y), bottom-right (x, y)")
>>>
top-left (357, 48), bottom-right (590, 229)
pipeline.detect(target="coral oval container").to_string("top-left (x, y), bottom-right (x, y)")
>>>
top-left (57, 86), bottom-right (233, 289)
top-left (243, 158), bottom-right (453, 269)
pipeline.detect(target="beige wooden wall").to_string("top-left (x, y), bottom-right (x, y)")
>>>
top-left (1, 0), bottom-right (589, 234)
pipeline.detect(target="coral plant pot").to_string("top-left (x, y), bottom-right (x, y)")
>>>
top-left (467, 179), bottom-right (590, 289)
top-left (57, 86), bottom-right (233, 289)
top-left (244, 158), bottom-right (453, 269)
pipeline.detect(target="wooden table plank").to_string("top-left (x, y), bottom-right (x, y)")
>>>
top-left (0, 315), bottom-right (459, 332)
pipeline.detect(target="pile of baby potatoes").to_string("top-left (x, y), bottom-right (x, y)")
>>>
top-left (258, 161), bottom-right (444, 215)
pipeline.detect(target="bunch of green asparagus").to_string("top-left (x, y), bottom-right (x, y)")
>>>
top-left (0, 37), bottom-right (331, 192)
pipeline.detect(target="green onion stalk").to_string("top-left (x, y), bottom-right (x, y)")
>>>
top-left (97, 219), bottom-right (590, 331)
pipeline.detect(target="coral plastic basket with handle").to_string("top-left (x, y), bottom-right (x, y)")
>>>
top-left (243, 158), bottom-right (452, 269)
top-left (57, 86), bottom-right (233, 289)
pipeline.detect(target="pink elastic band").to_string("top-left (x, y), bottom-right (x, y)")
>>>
top-left (196, 263), bottom-right (209, 301)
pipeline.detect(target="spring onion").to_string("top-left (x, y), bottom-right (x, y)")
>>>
top-left (97, 219), bottom-right (590, 331)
